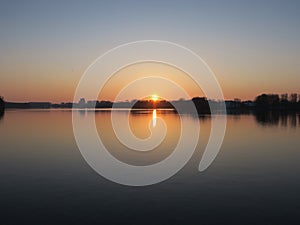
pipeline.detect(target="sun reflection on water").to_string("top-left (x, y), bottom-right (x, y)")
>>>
top-left (152, 109), bottom-right (157, 127)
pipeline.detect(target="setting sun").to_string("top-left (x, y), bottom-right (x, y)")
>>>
top-left (151, 95), bottom-right (158, 101)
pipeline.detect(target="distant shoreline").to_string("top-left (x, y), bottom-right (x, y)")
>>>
top-left (2, 93), bottom-right (300, 113)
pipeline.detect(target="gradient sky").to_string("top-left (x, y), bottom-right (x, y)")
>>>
top-left (1, 0), bottom-right (299, 103)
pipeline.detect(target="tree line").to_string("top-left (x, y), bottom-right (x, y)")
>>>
top-left (0, 93), bottom-right (299, 112)
top-left (254, 93), bottom-right (300, 110)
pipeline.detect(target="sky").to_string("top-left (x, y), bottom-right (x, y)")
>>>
top-left (0, 0), bottom-right (300, 103)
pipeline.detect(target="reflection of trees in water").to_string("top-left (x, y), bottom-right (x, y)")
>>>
top-left (78, 110), bottom-right (86, 117)
top-left (290, 114), bottom-right (297, 127)
top-left (129, 110), bottom-right (300, 128)
top-left (254, 111), bottom-right (298, 127)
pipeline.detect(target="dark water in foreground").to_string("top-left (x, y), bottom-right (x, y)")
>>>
top-left (0, 109), bottom-right (300, 225)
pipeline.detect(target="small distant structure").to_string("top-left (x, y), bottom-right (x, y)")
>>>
top-left (78, 98), bottom-right (86, 108)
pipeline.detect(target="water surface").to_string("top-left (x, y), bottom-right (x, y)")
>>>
top-left (0, 109), bottom-right (299, 224)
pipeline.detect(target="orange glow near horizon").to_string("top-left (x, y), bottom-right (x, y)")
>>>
top-left (97, 62), bottom-right (204, 103)
top-left (1, 62), bottom-right (300, 103)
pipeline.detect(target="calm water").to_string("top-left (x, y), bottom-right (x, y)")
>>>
top-left (0, 109), bottom-right (300, 224)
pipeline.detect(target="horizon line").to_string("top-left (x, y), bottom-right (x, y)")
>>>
top-left (2, 92), bottom-right (300, 104)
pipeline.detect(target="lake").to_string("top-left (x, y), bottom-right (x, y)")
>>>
top-left (0, 109), bottom-right (299, 224)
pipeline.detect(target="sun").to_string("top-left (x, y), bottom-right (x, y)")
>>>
top-left (151, 94), bottom-right (158, 101)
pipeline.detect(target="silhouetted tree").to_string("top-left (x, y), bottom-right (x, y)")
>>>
top-left (290, 93), bottom-right (298, 103)
top-left (132, 100), bottom-right (174, 109)
top-left (255, 94), bottom-right (280, 109)
top-left (192, 97), bottom-right (210, 114)
top-left (0, 96), bottom-right (5, 119)
top-left (255, 93), bottom-right (300, 111)
top-left (96, 101), bottom-right (113, 108)
top-left (0, 96), bottom-right (4, 109)
top-left (280, 93), bottom-right (288, 102)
